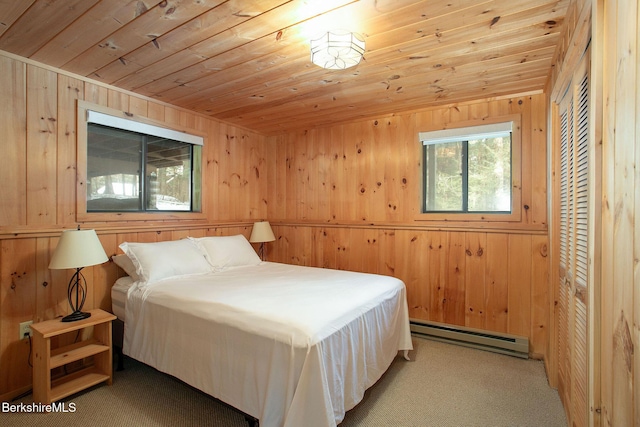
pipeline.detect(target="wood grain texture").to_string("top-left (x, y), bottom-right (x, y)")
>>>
top-left (0, 54), bottom-right (267, 400)
top-left (260, 94), bottom-right (550, 359)
top-left (30, 0), bottom-right (167, 67)
top-left (35, 237), bottom-right (67, 323)
top-left (465, 232), bottom-right (486, 329)
top-left (0, 238), bottom-right (37, 396)
top-left (0, 51), bottom-right (552, 403)
top-left (552, 47), bottom-right (591, 427)
top-left (57, 75), bottom-right (84, 226)
top-left (0, 55), bottom-right (26, 227)
top-left (484, 233), bottom-right (509, 333)
top-left (606, 0), bottom-right (637, 425)
top-left (26, 65), bottom-right (57, 226)
top-left (266, 224), bottom-right (549, 358)
top-left (0, 0), bottom-right (36, 38)
top-left (530, 235), bottom-right (549, 359)
top-left (0, 0), bottom-right (568, 135)
top-left (268, 95), bottom-right (547, 228)
top-left (548, 1), bottom-right (640, 426)
top-left (0, 0), bottom-right (98, 57)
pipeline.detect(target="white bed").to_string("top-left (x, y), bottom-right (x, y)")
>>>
top-left (110, 276), bottom-right (133, 321)
top-left (113, 236), bottom-right (413, 427)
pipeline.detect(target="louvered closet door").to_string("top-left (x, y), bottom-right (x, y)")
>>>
top-left (556, 50), bottom-right (590, 427)
top-left (558, 100), bottom-right (571, 407)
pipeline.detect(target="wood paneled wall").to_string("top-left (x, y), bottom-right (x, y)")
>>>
top-left (0, 51), bottom-right (267, 400)
top-left (264, 95), bottom-right (551, 363)
top-left (267, 225), bottom-right (549, 354)
top-left (548, 0), bottom-right (640, 425)
top-left (547, 1), bottom-right (593, 425)
top-left (597, 0), bottom-right (639, 425)
top-left (0, 51), bottom-right (552, 403)
top-left (0, 53), bottom-right (267, 231)
top-left (266, 96), bottom-right (548, 229)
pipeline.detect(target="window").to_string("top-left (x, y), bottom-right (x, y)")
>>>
top-left (420, 122), bottom-right (513, 214)
top-left (77, 102), bottom-right (205, 221)
top-left (86, 111), bottom-right (202, 213)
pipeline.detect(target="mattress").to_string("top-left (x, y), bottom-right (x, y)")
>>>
top-left (110, 276), bottom-right (135, 321)
top-left (123, 262), bottom-right (412, 427)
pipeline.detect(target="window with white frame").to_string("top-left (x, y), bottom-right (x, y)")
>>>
top-left (420, 122), bottom-right (513, 214)
top-left (85, 110), bottom-right (203, 213)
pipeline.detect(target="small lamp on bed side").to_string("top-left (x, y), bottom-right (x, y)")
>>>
top-left (49, 229), bottom-right (109, 322)
top-left (249, 221), bottom-right (275, 261)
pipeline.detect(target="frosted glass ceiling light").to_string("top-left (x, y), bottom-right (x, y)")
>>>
top-left (310, 31), bottom-right (365, 70)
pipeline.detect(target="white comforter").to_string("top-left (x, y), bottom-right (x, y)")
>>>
top-left (124, 262), bottom-right (412, 427)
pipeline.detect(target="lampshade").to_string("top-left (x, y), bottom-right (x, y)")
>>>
top-left (249, 221), bottom-right (275, 243)
top-left (310, 30), bottom-right (365, 70)
top-left (49, 229), bottom-right (109, 270)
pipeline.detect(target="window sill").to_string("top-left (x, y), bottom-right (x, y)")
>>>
top-left (77, 211), bottom-right (207, 223)
top-left (414, 211), bottom-right (521, 223)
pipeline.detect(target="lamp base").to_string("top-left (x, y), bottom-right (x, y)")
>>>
top-left (62, 311), bottom-right (91, 322)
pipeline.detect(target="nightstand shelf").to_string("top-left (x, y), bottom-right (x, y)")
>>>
top-left (50, 339), bottom-right (110, 369)
top-left (49, 367), bottom-right (111, 402)
top-left (31, 309), bottom-right (116, 404)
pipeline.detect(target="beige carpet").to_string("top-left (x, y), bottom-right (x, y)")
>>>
top-left (4, 337), bottom-right (567, 426)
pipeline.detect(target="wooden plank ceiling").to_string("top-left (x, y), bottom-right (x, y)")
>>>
top-left (0, 0), bottom-right (568, 135)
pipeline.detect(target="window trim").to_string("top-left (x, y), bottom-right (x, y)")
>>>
top-left (77, 101), bottom-right (207, 223)
top-left (416, 114), bottom-right (522, 223)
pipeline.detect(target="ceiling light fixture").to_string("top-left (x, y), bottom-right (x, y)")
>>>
top-left (310, 30), bottom-right (365, 70)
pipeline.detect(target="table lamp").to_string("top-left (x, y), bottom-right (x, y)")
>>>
top-left (249, 221), bottom-right (275, 261)
top-left (49, 229), bottom-right (109, 322)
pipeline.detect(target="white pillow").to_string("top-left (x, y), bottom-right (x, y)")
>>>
top-left (119, 239), bottom-right (213, 285)
top-left (112, 254), bottom-right (140, 282)
top-left (190, 235), bottom-right (261, 270)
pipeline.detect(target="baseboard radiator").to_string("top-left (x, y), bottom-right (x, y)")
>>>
top-left (410, 319), bottom-right (529, 359)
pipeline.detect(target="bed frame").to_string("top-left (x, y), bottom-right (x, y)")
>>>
top-left (112, 318), bottom-right (125, 371)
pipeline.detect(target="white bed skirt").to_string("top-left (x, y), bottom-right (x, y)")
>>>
top-left (124, 262), bottom-right (413, 427)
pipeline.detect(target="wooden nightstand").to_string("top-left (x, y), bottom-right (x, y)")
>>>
top-left (31, 309), bottom-right (116, 404)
